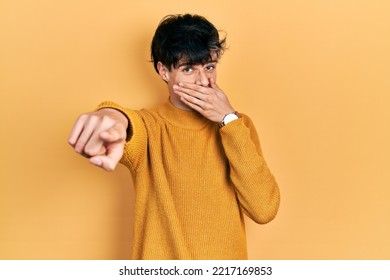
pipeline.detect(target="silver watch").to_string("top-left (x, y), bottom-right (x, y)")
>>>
top-left (219, 112), bottom-right (239, 128)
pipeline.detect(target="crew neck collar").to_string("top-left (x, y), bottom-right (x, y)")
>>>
top-left (156, 98), bottom-right (211, 129)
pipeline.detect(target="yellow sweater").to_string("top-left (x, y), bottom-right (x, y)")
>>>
top-left (98, 99), bottom-right (280, 260)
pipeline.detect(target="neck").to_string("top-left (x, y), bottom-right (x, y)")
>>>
top-left (169, 94), bottom-right (193, 112)
top-left (157, 97), bottom-right (210, 129)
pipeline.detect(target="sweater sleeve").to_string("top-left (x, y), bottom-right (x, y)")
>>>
top-left (96, 101), bottom-right (147, 172)
top-left (219, 114), bottom-right (280, 224)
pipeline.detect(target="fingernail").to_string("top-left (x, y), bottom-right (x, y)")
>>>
top-left (90, 158), bottom-right (102, 166)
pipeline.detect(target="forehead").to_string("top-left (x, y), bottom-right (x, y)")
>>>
top-left (177, 51), bottom-right (219, 67)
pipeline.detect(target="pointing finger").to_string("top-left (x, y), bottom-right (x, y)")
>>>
top-left (89, 142), bottom-right (124, 171)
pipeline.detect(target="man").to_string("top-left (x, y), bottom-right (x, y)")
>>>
top-left (68, 14), bottom-right (280, 259)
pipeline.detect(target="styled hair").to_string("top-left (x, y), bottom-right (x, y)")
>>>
top-left (151, 14), bottom-right (226, 73)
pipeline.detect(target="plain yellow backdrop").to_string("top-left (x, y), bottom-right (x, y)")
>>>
top-left (1, 0), bottom-right (389, 259)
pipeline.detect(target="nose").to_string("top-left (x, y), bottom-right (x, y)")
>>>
top-left (196, 70), bottom-right (209, 87)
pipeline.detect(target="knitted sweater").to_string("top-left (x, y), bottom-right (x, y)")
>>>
top-left (98, 99), bottom-right (280, 260)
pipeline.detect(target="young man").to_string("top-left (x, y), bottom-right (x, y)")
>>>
top-left (68, 14), bottom-right (280, 260)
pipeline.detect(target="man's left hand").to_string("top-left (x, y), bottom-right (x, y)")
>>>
top-left (173, 78), bottom-right (235, 123)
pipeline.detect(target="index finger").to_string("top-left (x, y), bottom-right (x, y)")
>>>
top-left (178, 82), bottom-right (211, 94)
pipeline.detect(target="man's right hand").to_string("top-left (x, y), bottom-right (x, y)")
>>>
top-left (68, 108), bottom-right (128, 171)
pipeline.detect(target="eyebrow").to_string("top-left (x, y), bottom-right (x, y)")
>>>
top-left (177, 60), bottom-right (218, 68)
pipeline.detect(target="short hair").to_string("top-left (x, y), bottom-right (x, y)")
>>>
top-left (151, 14), bottom-right (226, 73)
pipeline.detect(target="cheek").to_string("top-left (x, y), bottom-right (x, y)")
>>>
top-left (208, 72), bottom-right (217, 79)
top-left (172, 74), bottom-right (197, 84)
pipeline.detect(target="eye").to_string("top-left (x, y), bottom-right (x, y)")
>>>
top-left (182, 66), bottom-right (193, 73)
top-left (205, 64), bottom-right (216, 71)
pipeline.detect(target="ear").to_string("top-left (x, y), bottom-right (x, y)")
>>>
top-left (157, 62), bottom-right (170, 82)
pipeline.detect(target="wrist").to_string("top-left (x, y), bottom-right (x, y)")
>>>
top-left (219, 111), bottom-right (240, 128)
top-left (98, 108), bottom-right (129, 128)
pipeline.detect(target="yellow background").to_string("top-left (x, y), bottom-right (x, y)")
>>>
top-left (1, 0), bottom-right (389, 259)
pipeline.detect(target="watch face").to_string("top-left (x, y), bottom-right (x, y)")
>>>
top-left (224, 113), bottom-right (238, 124)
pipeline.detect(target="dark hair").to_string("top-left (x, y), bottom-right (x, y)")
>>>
top-left (151, 14), bottom-right (226, 73)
